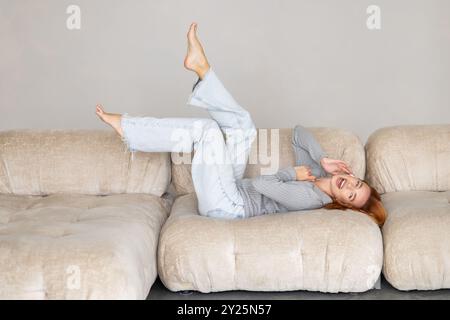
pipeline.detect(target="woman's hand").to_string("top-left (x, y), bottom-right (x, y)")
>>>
top-left (295, 166), bottom-right (317, 181)
top-left (320, 157), bottom-right (353, 176)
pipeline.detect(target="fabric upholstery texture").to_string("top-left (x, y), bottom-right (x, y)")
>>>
top-left (0, 130), bottom-right (171, 196)
top-left (365, 125), bottom-right (450, 194)
top-left (158, 193), bottom-right (383, 293)
top-left (0, 130), bottom-right (171, 299)
top-left (0, 193), bottom-right (168, 299)
top-left (381, 191), bottom-right (450, 290)
top-left (171, 127), bottom-right (366, 196)
top-left (366, 125), bottom-right (450, 291)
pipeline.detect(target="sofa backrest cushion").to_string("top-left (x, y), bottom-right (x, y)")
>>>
top-left (171, 127), bottom-right (366, 196)
top-left (365, 125), bottom-right (450, 193)
top-left (0, 130), bottom-right (171, 196)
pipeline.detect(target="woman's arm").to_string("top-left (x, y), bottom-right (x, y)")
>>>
top-left (252, 167), bottom-right (324, 211)
top-left (292, 125), bottom-right (327, 165)
top-left (292, 125), bottom-right (353, 176)
top-left (292, 125), bottom-right (327, 177)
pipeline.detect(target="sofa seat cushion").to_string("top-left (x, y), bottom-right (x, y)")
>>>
top-left (381, 191), bottom-right (450, 290)
top-left (0, 193), bottom-right (168, 299)
top-left (158, 194), bottom-right (383, 293)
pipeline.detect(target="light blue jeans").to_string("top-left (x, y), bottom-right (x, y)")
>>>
top-left (120, 68), bottom-right (257, 219)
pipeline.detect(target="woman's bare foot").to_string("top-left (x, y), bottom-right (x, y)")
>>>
top-left (184, 22), bottom-right (210, 79)
top-left (95, 104), bottom-right (124, 137)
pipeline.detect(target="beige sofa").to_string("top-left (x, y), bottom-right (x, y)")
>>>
top-left (158, 128), bottom-right (384, 293)
top-left (2, 125), bottom-right (447, 298)
top-left (0, 130), bottom-right (171, 299)
top-left (366, 125), bottom-right (450, 291)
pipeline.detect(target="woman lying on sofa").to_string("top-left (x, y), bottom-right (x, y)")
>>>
top-left (95, 23), bottom-right (386, 226)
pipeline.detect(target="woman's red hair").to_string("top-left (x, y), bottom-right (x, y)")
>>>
top-left (323, 181), bottom-right (387, 227)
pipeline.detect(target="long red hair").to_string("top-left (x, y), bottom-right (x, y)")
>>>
top-left (323, 181), bottom-right (387, 227)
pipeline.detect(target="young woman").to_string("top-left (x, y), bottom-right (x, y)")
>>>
top-left (96, 23), bottom-right (386, 226)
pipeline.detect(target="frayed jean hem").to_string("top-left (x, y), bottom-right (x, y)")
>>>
top-left (120, 112), bottom-right (136, 161)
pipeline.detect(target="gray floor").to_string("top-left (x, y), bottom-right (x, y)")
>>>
top-left (147, 276), bottom-right (450, 300)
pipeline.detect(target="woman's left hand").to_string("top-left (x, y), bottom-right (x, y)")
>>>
top-left (320, 157), bottom-right (354, 176)
top-left (294, 166), bottom-right (317, 181)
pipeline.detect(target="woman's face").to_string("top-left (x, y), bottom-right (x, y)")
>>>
top-left (330, 174), bottom-right (371, 208)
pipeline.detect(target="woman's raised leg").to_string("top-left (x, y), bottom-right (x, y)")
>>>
top-left (96, 107), bottom-right (245, 218)
top-left (184, 23), bottom-right (257, 180)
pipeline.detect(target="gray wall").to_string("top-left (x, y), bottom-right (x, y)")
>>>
top-left (1, 0), bottom-right (449, 142)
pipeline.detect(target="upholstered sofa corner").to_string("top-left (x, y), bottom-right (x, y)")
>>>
top-left (0, 130), bottom-right (172, 299)
top-left (158, 127), bottom-right (383, 293)
top-left (365, 124), bottom-right (450, 291)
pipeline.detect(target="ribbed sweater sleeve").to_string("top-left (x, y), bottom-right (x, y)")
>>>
top-left (291, 125), bottom-right (329, 179)
top-left (251, 167), bottom-right (324, 211)
top-left (292, 125), bottom-right (327, 165)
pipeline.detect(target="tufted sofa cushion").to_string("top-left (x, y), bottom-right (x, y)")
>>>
top-left (366, 125), bottom-right (450, 291)
top-left (0, 130), bottom-right (171, 196)
top-left (365, 125), bottom-right (450, 194)
top-left (171, 127), bottom-right (366, 195)
top-left (381, 191), bottom-right (450, 290)
top-left (161, 126), bottom-right (379, 293)
top-left (158, 193), bottom-right (383, 293)
top-left (0, 193), bottom-right (168, 299)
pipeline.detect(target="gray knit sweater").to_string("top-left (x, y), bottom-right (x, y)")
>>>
top-left (237, 125), bottom-right (333, 218)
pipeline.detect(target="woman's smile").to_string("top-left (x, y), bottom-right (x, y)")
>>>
top-left (336, 177), bottom-right (346, 189)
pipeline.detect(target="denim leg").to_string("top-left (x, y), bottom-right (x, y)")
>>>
top-left (187, 68), bottom-right (257, 180)
top-left (190, 119), bottom-right (245, 218)
top-left (120, 114), bottom-right (244, 218)
top-left (121, 114), bottom-right (203, 152)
